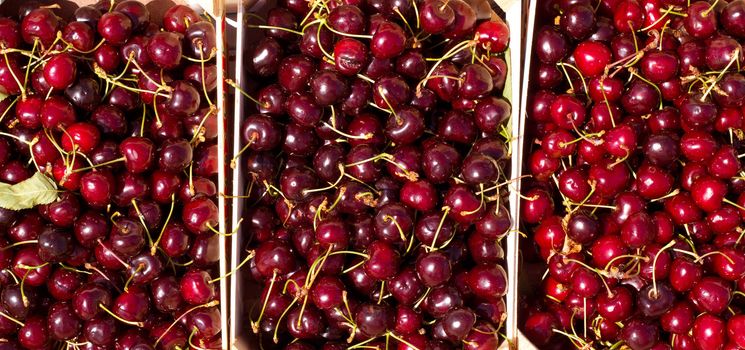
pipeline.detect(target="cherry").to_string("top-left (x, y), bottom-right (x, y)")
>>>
top-left (523, 312), bottom-right (559, 346)
top-left (709, 145), bottom-right (740, 179)
top-left (115, 1), bottom-right (150, 31)
top-left (179, 269), bottom-right (215, 305)
top-left (728, 315), bottom-right (745, 348)
top-left (328, 5), bottom-right (366, 34)
top-left (639, 283), bottom-right (675, 317)
top-left (419, 0), bottom-right (455, 34)
top-left (166, 80), bottom-right (200, 115)
top-left (370, 21), bottom-right (407, 59)
top-left (573, 41), bottom-right (611, 77)
top-left (641, 51), bottom-right (679, 83)
top-left (181, 197), bottom-right (218, 235)
top-left (73, 283), bottom-right (112, 321)
top-left (163, 5), bottom-right (201, 33)
top-left (185, 21), bottom-right (216, 59)
top-left (278, 55), bottom-right (315, 92)
top-left (44, 54), bottom-right (77, 90)
top-left (597, 285), bottom-right (635, 322)
top-left (416, 251), bottom-right (452, 287)
top-left (61, 122), bottom-right (101, 155)
top-left (690, 276), bottom-right (732, 314)
top-left (48, 302), bottom-right (81, 341)
top-left (147, 31), bottom-right (182, 70)
top-left (550, 94), bottom-right (586, 130)
top-left (693, 314), bottom-right (726, 350)
top-left (98, 11), bottom-right (133, 45)
top-left (0, 18), bottom-right (20, 50)
top-left (41, 96), bottom-right (76, 130)
top-left (66, 77), bottom-right (102, 113)
top-left (441, 0), bottom-right (476, 38)
top-left (18, 316), bottom-right (49, 349)
top-left (20, 8), bottom-right (58, 46)
top-left (80, 170), bottom-right (115, 208)
top-left (685, 1), bottom-right (719, 39)
top-left (621, 318), bottom-right (659, 350)
top-left (151, 276), bottom-right (183, 313)
top-left (466, 265), bottom-right (507, 301)
top-left (38, 226), bottom-right (73, 263)
top-left (84, 315), bottom-right (117, 345)
top-left (94, 43), bottom-right (121, 74)
top-left (475, 19), bottom-right (510, 52)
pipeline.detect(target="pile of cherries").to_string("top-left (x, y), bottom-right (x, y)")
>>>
top-left (239, 0), bottom-right (512, 348)
top-left (522, 0), bottom-right (745, 349)
top-left (0, 1), bottom-right (222, 349)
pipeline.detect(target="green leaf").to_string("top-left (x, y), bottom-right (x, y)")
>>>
top-left (0, 172), bottom-right (59, 210)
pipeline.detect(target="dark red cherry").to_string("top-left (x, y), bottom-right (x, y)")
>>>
top-left (44, 53), bottom-right (77, 90)
top-left (147, 31), bottom-right (182, 70)
top-left (21, 8), bottom-right (59, 46)
top-left (98, 11), bottom-right (133, 45)
top-left (163, 5), bottom-right (201, 33)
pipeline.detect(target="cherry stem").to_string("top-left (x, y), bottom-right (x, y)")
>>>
top-left (322, 122), bottom-right (373, 142)
top-left (1, 240), bottom-right (37, 250)
top-left (98, 303), bottom-right (144, 327)
top-left (251, 269), bottom-right (279, 333)
top-left (651, 240), bottom-right (677, 298)
top-left (225, 79), bottom-right (263, 107)
top-left (97, 240), bottom-right (131, 269)
top-left (703, 0), bottom-right (719, 16)
top-left (298, 2), bottom-right (321, 27)
top-left (384, 215), bottom-right (408, 242)
top-left (154, 300), bottom-right (220, 346)
top-left (640, 7), bottom-right (675, 32)
top-left (112, 53), bottom-right (137, 82)
top-left (650, 188), bottom-right (680, 202)
top-left (342, 259), bottom-right (366, 274)
top-left (388, 332), bottom-right (421, 350)
top-left (207, 219), bottom-right (242, 237)
top-left (84, 263), bottom-right (117, 289)
top-left (630, 70), bottom-right (663, 109)
top-left (130, 199), bottom-right (153, 247)
top-left (694, 250), bottom-right (735, 264)
top-left (476, 175), bottom-right (530, 195)
top-left (182, 48), bottom-right (217, 63)
top-left (702, 48), bottom-right (740, 101)
top-left (603, 254), bottom-right (646, 272)
top-left (552, 329), bottom-right (588, 349)
top-left (460, 185), bottom-right (485, 216)
top-left (425, 206), bottom-right (450, 252)
top-left (197, 44), bottom-right (214, 106)
top-left (187, 328), bottom-right (212, 350)
top-left (230, 137), bottom-right (255, 170)
top-left (321, 20), bottom-right (373, 39)
top-left (209, 250), bottom-right (255, 284)
top-left (273, 296), bottom-right (298, 343)
top-left (303, 165), bottom-right (346, 196)
top-left (0, 310), bottom-right (23, 327)
top-left (415, 75), bottom-right (463, 93)
top-left (557, 62), bottom-right (588, 96)
top-left (376, 85), bottom-right (399, 119)
top-left (94, 63), bottom-right (171, 99)
top-left (190, 105), bottom-right (217, 145)
top-left (1, 51), bottom-right (24, 98)
top-left (123, 263), bottom-right (143, 292)
top-left (248, 24), bottom-right (305, 36)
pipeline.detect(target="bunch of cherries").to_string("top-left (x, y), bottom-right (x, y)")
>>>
top-left (0, 1), bottom-right (222, 349)
top-left (522, 0), bottom-right (745, 349)
top-left (239, 0), bottom-right (512, 348)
